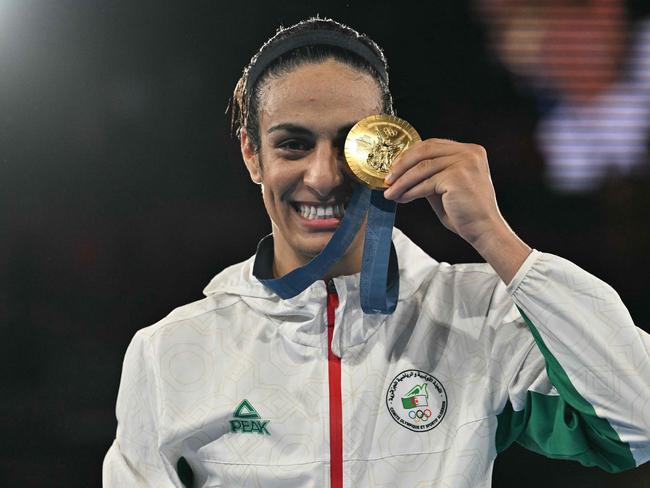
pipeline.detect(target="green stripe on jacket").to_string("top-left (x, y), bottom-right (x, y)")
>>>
top-left (495, 308), bottom-right (636, 473)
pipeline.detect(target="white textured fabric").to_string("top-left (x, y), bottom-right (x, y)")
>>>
top-left (103, 229), bottom-right (650, 487)
top-left (507, 251), bottom-right (650, 466)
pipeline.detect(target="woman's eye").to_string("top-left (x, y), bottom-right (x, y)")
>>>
top-left (277, 139), bottom-right (310, 152)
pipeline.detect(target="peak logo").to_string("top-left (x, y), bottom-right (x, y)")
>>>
top-left (229, 399), bottom-right (270, 435)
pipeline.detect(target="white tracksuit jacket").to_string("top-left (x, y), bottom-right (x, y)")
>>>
top-left (103, 229), bottom-right (650, 487)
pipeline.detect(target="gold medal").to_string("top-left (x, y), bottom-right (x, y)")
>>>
top-left (344, 114), bottom-right (421, 189)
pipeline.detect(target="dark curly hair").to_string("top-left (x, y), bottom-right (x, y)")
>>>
top-left (229, 17), bottom-right (394, 152)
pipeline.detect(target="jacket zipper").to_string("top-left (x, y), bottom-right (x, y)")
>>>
top-left (326, 279), bottom-right (342, 488)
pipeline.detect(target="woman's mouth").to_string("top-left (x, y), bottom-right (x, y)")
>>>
top-left (294, 202), bottom-right (345, 220)
top-left (291, 201), bottom-right (347, 230)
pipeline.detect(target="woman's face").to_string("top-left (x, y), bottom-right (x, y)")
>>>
top-left (241, 59), bottom-right (383, 275)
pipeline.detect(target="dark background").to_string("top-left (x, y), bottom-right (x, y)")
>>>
top-left (1, 1), bottom-right (649, 486)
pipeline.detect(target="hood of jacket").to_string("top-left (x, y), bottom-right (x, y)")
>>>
top-left (201, 228), bottom-right (439, 352)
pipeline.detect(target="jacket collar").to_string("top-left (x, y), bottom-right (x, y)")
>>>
top-left (202, 228), bottom-right (438, 349)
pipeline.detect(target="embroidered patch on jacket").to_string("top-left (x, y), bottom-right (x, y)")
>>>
top-left (229, 399), bottom-right (270, 435)
top-left (386, 369), bottom-right (447, 432)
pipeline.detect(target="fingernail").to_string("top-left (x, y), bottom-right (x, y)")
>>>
top-left (384, 187), bottom-right (393, 199)
top-left (385, 172), bottom-right (394, 184)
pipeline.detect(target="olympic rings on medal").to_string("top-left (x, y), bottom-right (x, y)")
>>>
top-left (407, 408), bottom-right (432, 421)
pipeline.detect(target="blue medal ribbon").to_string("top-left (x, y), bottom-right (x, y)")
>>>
top-left (360, 190), bottom-right (398, 313)
top-left (258, 183), bottom-right (399, 314)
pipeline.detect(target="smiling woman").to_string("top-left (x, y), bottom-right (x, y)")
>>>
top-left (228, 18), bottom-right (395, 279)
top-left (241, 59), bottom-right (383, 276)
top-left (103, 16), bottom-right (650, 488)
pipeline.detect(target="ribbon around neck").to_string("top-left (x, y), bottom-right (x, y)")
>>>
top-left (257, 184), bottom-right (399, 314)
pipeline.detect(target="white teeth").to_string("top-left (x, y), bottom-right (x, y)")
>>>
top-left (296, 203), bottom-right (346, 220)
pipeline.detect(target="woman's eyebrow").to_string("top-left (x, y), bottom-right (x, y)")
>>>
top-left (267, 123), bottom-right (313, 135)
top-left (267, 122), bottom-right (356, 137)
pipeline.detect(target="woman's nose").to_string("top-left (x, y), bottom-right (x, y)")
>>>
top-left (303, 142), bottom-right (345, 197)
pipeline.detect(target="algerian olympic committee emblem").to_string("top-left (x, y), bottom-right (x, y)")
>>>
top-left (386, 369), bottom-right (447, 432)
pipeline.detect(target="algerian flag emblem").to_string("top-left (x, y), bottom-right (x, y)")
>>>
top-left (401, 383), bottom-right (429, 409)
top-left (386, 369), bottom-right (448, 432)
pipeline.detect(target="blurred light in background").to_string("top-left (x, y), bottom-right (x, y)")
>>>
top-left (475, 0), bottom-right (650, 192)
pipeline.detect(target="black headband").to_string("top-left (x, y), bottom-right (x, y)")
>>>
top-left (245, 30), bottom-right (389, 95)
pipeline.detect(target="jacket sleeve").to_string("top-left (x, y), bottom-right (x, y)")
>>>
top-left (495, 250), bottom-right (650, 472)
top-left (103, 329), bottom-right (189, 487)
